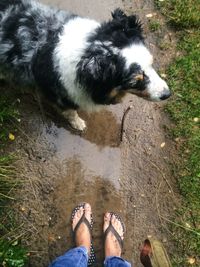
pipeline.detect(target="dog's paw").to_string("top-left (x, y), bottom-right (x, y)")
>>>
top-left (70, 117), bottom-right (87, 132)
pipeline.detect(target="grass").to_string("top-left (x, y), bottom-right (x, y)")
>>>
top-left (0, 90), bottom-right (19, 143)
top-left (155, 0), bottom-right (200, 266)
top-left (149, 20), bottom-right (161, 32)
top-left (0, 92), bottom-right (27, 267)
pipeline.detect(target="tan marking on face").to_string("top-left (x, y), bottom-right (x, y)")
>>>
top-left (133, 89), bottom-right (150, 98)
top-left (109, 88), bottom-right (119, 98)
top-left (109, 89), bottom-right (127, 104)
top-left (114, 91), bottom-right (127, 103)
top-left (134, 74), bottom-right (144, 81)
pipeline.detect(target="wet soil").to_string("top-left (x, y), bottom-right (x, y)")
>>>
top-left (8, 0), bottom-right (180, 266)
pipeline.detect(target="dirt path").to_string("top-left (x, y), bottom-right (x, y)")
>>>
top-left (12, 0), bottom-right (179, 266)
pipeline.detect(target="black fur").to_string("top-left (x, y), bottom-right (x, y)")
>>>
top-left (0, 0), bottom-right (21, 12)
top-left (0, 0), bottom-right (77, 108)
top-left (88, 8), bottom-right (144, 48)
top-left (76, 43), bottom-right (146, 104)
top-left (0, 1), bottom-right (159, 113)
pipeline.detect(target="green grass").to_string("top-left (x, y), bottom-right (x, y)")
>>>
top-left (155, 0), bottom-right (200, 29)
top-left (0, 96), bottom-right (19, 143)
top-left (149, 20), bottom-right (161, 32)
top-left (0, 93), bottom-right (27, 267)
top-left (155, 0), bottom-right (200, 266)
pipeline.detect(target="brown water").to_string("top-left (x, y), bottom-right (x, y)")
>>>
top-left (11, 0), bottom-right (179, 266)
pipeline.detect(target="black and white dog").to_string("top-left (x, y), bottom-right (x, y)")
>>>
top-left (0, 0), bottom-right (171, 131)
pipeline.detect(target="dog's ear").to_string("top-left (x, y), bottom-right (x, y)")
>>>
top-left (111, 8), bottom-right (127, 20)
top-left (111, 8), bottom-right (143, 36)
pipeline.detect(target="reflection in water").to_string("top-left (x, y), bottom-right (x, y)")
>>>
top-left (42, 122), bottom-right (121, 189)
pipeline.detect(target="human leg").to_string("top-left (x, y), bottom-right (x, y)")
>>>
top-left (49, 203), bottom-right (93, 267)
top-left (49, 246), bottom-right (88, 267)
top-left (103, 212), bottom-right (132, 267)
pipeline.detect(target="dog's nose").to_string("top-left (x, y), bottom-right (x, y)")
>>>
top-left (159, 90), bottom-right (171, 100)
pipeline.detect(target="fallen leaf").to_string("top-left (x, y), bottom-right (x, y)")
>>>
top-left (19, 206), bottom-right (26, 212)
top-left (146, 13), bottom-right (153, 18)
top-left (9, 133), bottom-right (15, 141)
top-left (160, 73), bottom-right (167, 78)
top-left (160, 142), bottom-right (166, 148)
top-left (185, 222), bottom-right (191, 228)
top-left (187, 257), bottom-right (196, 264)
top-left (48, 235), bottom-right (56, 242)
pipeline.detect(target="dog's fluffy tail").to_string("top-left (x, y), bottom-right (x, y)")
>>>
top-left (0, 0), bottom-right (22, 11)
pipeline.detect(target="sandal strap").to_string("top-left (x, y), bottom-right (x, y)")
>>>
top-left (73, 213), bottom-right (92, 238)
top-left (104, 223), bottom-right (123, 250)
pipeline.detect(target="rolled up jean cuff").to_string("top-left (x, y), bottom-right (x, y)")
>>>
top-left (49, 246), bottom-right (88, 267)
top-left (104, 256), bottom-right (132, 267)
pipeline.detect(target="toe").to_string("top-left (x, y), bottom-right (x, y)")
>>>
top-left (84, 203), bottom-right (92, 223)
top-left (103, 212), bottom-right (111, 232)
top-left (72, 206), bottom-right (84, 230)
top-left (111, 214), bottom-right (116, 225)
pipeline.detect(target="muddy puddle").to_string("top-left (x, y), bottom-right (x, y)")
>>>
top-left (8, 0), bottom-right (180, 266)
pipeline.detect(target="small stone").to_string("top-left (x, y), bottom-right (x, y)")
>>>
top-left (193, 117), bottom-right (199, 122)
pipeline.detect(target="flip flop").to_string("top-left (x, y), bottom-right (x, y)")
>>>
top-left (140, 237), bottom-right (172, 267)
top-left (104, 212), bottom-right (125, 251)
top-left (71, 203), bottom-right (96, 266)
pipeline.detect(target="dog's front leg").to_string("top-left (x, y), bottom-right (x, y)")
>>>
top-left (62, 109), bottom-right (87, 131)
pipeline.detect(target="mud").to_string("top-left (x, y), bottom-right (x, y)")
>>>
top-left (9, 0), bottom-right (179, 266)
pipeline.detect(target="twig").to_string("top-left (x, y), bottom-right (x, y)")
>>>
top-left (160, 215), bottom-right (200, 236)
top-left (120, 105), bottom-right (132, 142)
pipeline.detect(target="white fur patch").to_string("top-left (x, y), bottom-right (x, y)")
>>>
top-left (62, 109), bottom-right (86, 131)
top-left (53, 17), bottom-right (101, 111)
top-left (122, 44), bottom-right (170, 101)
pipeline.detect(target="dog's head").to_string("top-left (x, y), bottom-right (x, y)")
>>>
top-left (77, 9), bottom-right (171, 105)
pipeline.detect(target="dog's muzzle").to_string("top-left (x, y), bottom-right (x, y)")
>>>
top-left (159, 90), bottom-right (171, 100)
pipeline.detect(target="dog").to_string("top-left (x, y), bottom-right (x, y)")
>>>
top-left (0, 0), bottom-right (171, 131)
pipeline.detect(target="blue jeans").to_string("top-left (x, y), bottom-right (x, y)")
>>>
top-left (49, 246), bottom-right (131, 267)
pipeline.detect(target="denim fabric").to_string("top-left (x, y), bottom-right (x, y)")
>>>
top-left (49, 247), bottom-right (132, 267)
top-left (49, 246), bottom-right (88, 267)
top-left (104, 256), bottom-right (132, 267)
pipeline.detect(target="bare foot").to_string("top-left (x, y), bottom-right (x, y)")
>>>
top-left (104, 212), bottom-right (124, 258)
top-left (72, 203), bottom-right (92, 255)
